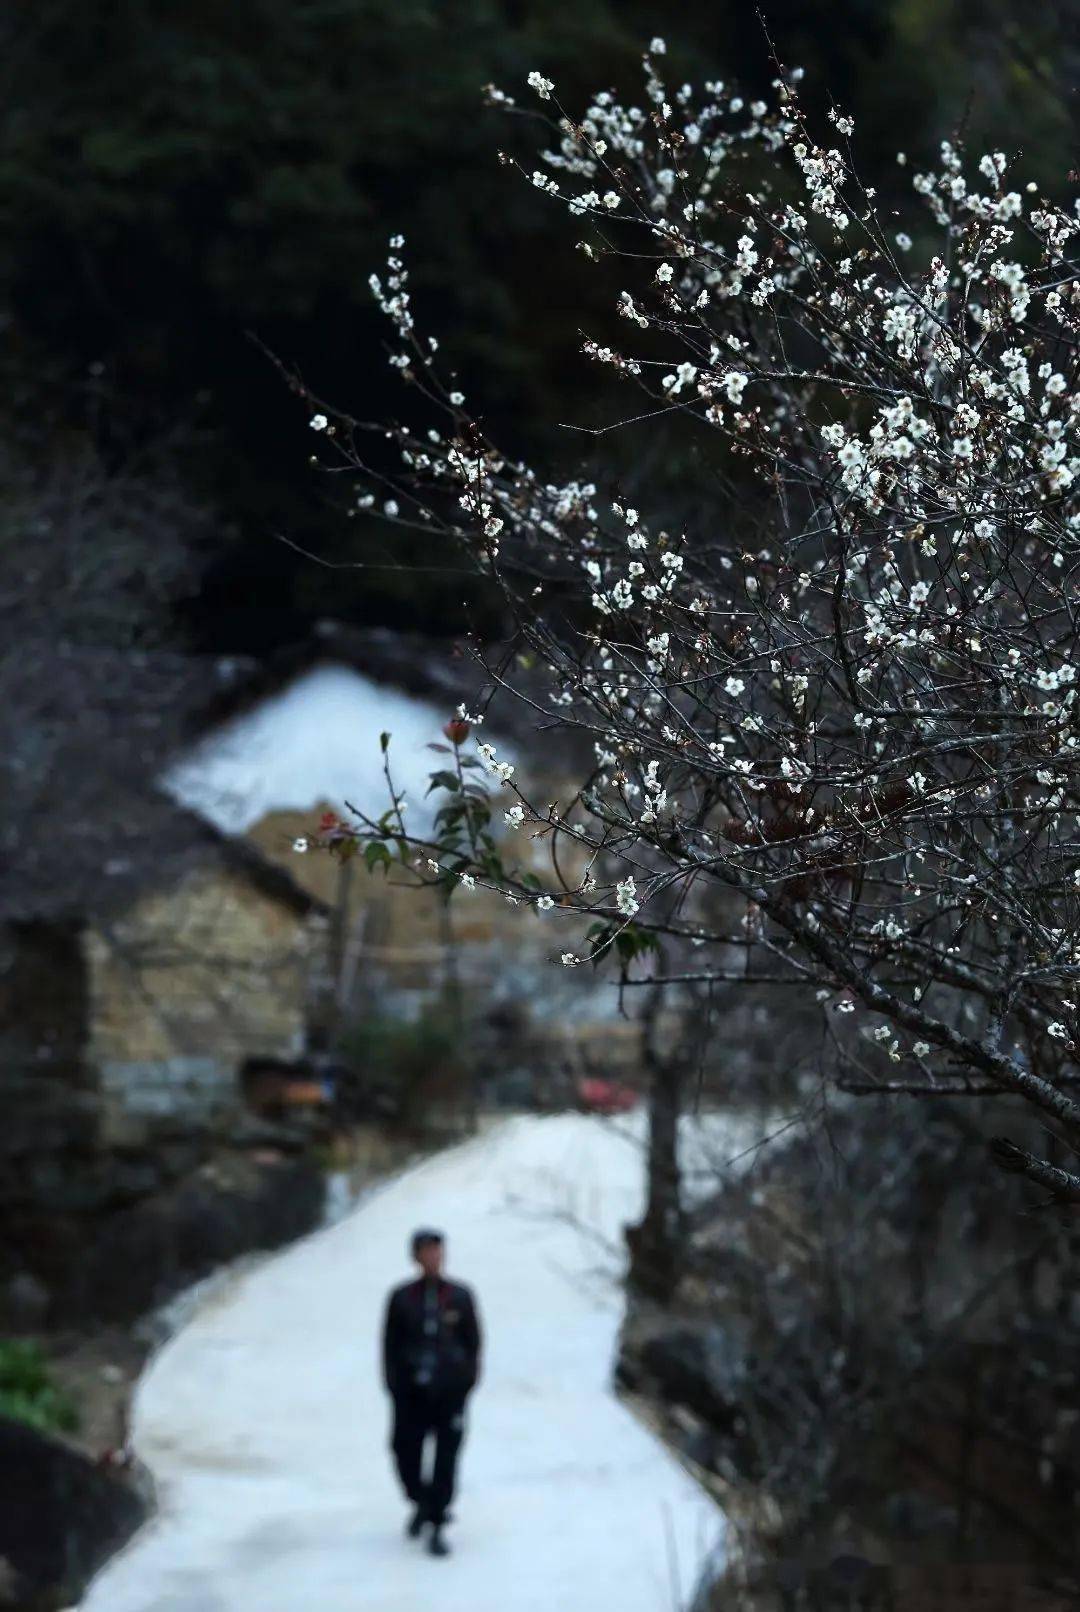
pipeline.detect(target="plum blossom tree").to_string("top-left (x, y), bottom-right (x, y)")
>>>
top-left (301, 41), bottom-right (1080, 1200)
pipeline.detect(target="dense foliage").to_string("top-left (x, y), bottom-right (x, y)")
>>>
top-left (0, 1341), bottom-right (78, 1436)
top-left (3, 1), bottom-right (1078, 645)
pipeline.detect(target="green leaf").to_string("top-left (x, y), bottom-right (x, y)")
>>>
top-left (363, 841), bottom-right (392, 875)
top-left (426, 769), bottom-right (463, 796)
top-left (583, 920), bottom-right (659, 969)
top-left (614, 924), bottom-right (660, 964)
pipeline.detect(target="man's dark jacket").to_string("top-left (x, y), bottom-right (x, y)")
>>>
top-left (383, 1278), bottom-right (481, 1401)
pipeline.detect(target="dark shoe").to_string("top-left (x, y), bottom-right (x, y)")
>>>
top-left (428, 1524), bottom-right (450, 1558)
top-left (407, 1506), bottom-right (426, 1539)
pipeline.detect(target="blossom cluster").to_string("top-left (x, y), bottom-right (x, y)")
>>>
top-left (308, 44), bottom-right (1080, 1134)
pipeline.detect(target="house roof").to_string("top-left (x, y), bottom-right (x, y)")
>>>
top-left (2, 623), bottom-right (570, 927)
top-left (196, 621), bottom-right (559, 750)
top-left (164, 622), bottom-right (576, 837)
top-left (0, 642), bottom-right (320, 927)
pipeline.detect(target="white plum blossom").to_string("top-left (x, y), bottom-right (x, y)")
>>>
top-left (615, 876), bottom-right (640, 917)
top-left (723, 371), bottom-right (748, 405)
top-left (350, 49), bottom-right (1080, 1203)
top-left (477, 740), bottom-right (515, 785)
top-left (663, 362), bottom-right (698, 396)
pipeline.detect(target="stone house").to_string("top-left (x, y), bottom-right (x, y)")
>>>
top-left (0, 816), bottom-right (326, 1319)
top-left (0, 645), bottom-right (329, 1322)
top-left (165, 623), bottom-right (643, 1099)
top-left (2, 625), bottom-right (636, 1172)
top-left (1, 649), bottom-right (326, 1133)
top-left (0, 626), bottom-right (660, 1324)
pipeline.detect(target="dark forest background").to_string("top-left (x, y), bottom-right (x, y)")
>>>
top-left (3, 0), bottom-right (1077, 658)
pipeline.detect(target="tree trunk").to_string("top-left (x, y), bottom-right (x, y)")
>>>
top-left (627, 985), bottom-right (688, 1303)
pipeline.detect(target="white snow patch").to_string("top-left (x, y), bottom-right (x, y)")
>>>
top-left (164, 663), bottom-right (494, 835)
top-left (80, 1113), bottom-right (734, 1612)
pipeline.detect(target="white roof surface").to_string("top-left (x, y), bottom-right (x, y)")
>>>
top-left (165, 663), bottom-right (477, 835)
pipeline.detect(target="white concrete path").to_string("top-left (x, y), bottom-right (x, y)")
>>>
top-left (80, 1114), bottom-right (725, 1612)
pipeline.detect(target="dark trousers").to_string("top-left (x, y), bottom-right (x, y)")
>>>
top-left (391, 1390), bottom-right (467, 1524)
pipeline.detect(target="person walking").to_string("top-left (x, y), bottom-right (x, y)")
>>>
top-left (382, 1228), bottom-right (482, 1557)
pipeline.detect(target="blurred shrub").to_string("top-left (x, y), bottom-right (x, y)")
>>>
top-left (0, 1341), bottom-right (79, 1436)
top-left (7, 0), bottom-right (1075, 647)
top-left (341, 1003), bottom-right (471, 1130)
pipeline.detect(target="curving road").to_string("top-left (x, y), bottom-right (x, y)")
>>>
top-left (80, 1114), bottom-right (724, 1612)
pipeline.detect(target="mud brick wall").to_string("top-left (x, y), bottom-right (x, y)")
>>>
top-left (85, 864), bottom-right (316, 1131)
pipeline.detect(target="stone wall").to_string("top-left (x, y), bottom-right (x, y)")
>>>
top-left (249, 805), bottom-right (640, 1095)
top-left (1, 867), bottom-right (326, 1330)
top-left (85, 863), bottom-right (317, 1134)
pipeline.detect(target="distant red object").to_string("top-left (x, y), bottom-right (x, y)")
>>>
top-left (97, 1445), bottom-right (134, 1470)
top-left (577, 1078), bottom-right (639, 1115)
top-left (444, 718), bottom-right (471, 746)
